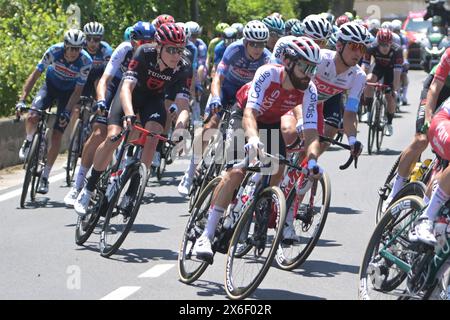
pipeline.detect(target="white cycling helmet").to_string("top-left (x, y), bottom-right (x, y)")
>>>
top-left (391, 19), bottom-right (402, 32)
top-left (64, 29), bottom-right (86, 47)
top-left (284, 36), bottom-right (322, 64)
top-left (368, 18), bottom-right (381, 31)
top-left (303, 14), bottom-right (332, 40)
top-left (83, 22), bottom-right (104, 37)
top-left (175, 22), bottom-right (191, 39)
top-left (185, 21), bottom-right (202, 36)
top-left (243, 20), bottom-right (269, 42)
top-left (337, 22), bottom-right (372, 45)
top-left (381, 21), bottom-right (393, 30)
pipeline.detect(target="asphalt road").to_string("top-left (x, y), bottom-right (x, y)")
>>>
top-left (0, 70), bottom-right (431, 300)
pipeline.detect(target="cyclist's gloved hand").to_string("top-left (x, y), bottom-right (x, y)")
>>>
top-left (59, 110), bottom-right (71, 129)
top-left (93, 100), bottom-right (107, 114)
top-left (307, 159), bottom-right (323, 180)
top-left (348, 136), bottom-right (363, 158)
top-left (295, 119), bottom-right (304, 135)
top-left (15, 101), bottom-right (27, 112)
top-left (244, 136), bottom-right (264, 161)
top-left (205, 96), bottom-right (222, 117)
top-left (123, 114), bottom-right (136, 130)
top-left (195, 82), bottom-right (204, 94)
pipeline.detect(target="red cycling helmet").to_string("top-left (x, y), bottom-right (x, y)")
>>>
top-left (336, 15), bottom-right (350, 27)
top-left (377, 28), bottom-right (393, 44)
top-left (155, 14), bottom-right (175, 28)
top-left (156, 23), bottom-right (186, 46)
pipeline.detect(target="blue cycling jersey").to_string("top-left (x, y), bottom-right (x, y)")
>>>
top-left (84, 41), bottom-right (113, 69)
top-left (194, 38), bottom-right (207, 66)
top-left (214, 40), bottom-right (227, 65)
top-left (36, 43), bottom-right (93, 91)
top-left (216, 39), bottom-right (271, 104)
top-left (186, 40), bottom-right (198, 71)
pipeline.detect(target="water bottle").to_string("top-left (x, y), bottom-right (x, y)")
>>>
top-left (105, 170), bottom-right (123, 199)
top-left (409, 163), bottom-right (422, 182)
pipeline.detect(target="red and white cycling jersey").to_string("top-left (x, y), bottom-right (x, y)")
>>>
top-left (434, 48), bottom-right (450, 83)
top-left (313, 49), bottom-right (366, 104)
top-left (236, 64), bottom-right (318, 129)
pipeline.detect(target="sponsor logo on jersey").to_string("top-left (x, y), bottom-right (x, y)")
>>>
top-left (313, 77), bottom-right (344, 101)
top-left (250, 70), bottom-right (271, 99)
top-left (54, 64), bottom-right (78, 77)
top-left (149, 113), bottom-right (161, 119)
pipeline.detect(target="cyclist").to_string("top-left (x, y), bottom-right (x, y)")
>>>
top-left (262, 15), bottom-right (285, 52)
top-left (368, 18), bottom-right (380, 37)
top-left (152, 14), bottom-right (175, 28)
top-left (285, 19), bottom-right (301, 35)
top-left (178, 20), bottom-right (271, 196)
top-left (16, 29), bottom-right (92, 194)
top-left (231, 23), bottom-right (244, 39)
top-left (280, 22), bottom-right (369, 158)
top-left (74, 23), bottom-right (192, 215)
top-left (206, 22), bottom-right (230, 77)
top-left (123, 26), bottom-right (133, 41)
top-left (335, 15), bottom-right (350, 27)
top-left (213, 27), bottom-right (238, 69)
top-left (80, 22), bottom-right (113, 100)
top-left (64, 22), bottom-right (156, 206)
top-left (392, 19), bottom-right (410, 106)
top-left (383, 49), bottom-right (450, 210)
top-left (192, 36), bottom-right (323, 261)
top-left (302, 14), bottom-right (332, 49)
top-left (361, 28), bottom-right (403, 137)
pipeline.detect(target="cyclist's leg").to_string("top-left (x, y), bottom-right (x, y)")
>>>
top-left (383, 69), bottom-right (396, 130)
top-left (259, 121), bottom-right (286, 186)
top-left (280, 112), bottom-right (297, 147)
top-left (363, 71), bottom-right (379, 115)
top-left (401, 65), bottom-right (409, 104)
top-left (320, 93), bottom-right (342, 154)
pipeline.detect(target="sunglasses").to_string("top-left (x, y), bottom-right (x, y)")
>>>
top-left (66, 46), bottom-right (82, 52)
top-left (379, 42), bottom-right (391, 48)
top-left (347, 42), bottom-right (367, 53)
top-left (86, 36), bottom-right (101, 43)
top-left (295, 59), bottom-right (318, 77)
top-left (165, 46), bottom-right (184, 55)
top-left (248, 41), bottom-right (267, 49)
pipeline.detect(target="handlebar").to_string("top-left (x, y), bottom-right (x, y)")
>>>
top-left (14, 107), bottom-right (58, 122)
top-left (110, 122), bottom-right (183, 147)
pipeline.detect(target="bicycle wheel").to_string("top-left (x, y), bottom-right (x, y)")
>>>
top-left (178, 176), bottom-right (222, 284)
top-left (359, 195), bottom-right (425, 300)
top-left (375, 155), bottom-right (402, 223)
top-left (424, 262), bottom-right (450, 300)
top-left (225, 186), bottom-right (286, 300)
top-left (75, 171), bottom-right (110, 245)
top-left (376, 99), bottom-right (385, 153)
top-left (367, 109), bottom-right (376, 155)
top-left (66, 119), bottom-right (82, 186)
top-left (276, 172), bottom-right (331, 270)
top-left (20, 134), bottom-right (39, 208)
top-left (100, 163), bottom-right (147, 258)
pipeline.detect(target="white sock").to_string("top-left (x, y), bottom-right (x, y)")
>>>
top-left (75, 165), bottom-right (89, 190)
top-left (186, 155), bottom-right (197, 179)
top-left (205, 205), bottom-right (225, 240)
top-left (402, 86), bottom-right (408, 101)
top-left (421, 185), bottom-right (450, 221)
top-left (42, 165), bottom-right (52, 180)
top-left (26, 134), bottom-right (33, 142)
top-left (388, 174), bottom-right (408, 200)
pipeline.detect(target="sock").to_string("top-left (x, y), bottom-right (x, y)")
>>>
top-left (186, 154), bottom-right (197, 179)
top-left (86, 169), bottom-right (103, 192)
top-left (75, 165), bottom-right (88, 190)
top-left (26, 134), bottom-right (33, 142)
top-left (388, 174), bottom-right (408, 200)
top-left (421, 185), bottom-right (450, 221)
top-left (402, 86), bottom-right (408, 101)
top-left (205, 205), bottom-right (225, 240)
top-left (387, 113), bottom-right (394, 125)
top-left (42, 165), bottom-right (52, 180)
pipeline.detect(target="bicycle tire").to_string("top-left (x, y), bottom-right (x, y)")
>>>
top-left (359, 195), bottom-right (425, 300)
top-left (66, 119), bottom-right (81, 186)
top-left (178, 176), bottom-right (222, 284)
top-left (367, 109), bottom-right (376, 155)
top-left (375, 155), bottom-right (402, 223)
top-left (376, 99), bottom-right (385, 153)
top-left (225, 186), bottom-right (286, 300)
top-left (20, 134), bottom-right (39, 208)
top-left (276, 172), bottom-right (331, 270)
top-left (100, 163), bottom-right (147, 258)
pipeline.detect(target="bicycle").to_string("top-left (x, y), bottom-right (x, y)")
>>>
top-left (275, 135), bottom-right (355, 271)
top-left (366, 82), bottom-right (389, 155)
top-left (17, 107), bottom-right (57, 208)
top-left (359, 194), bottom-right (450, 300)
top-left (66, 96), bottom-right (95, 186)
top-left (99, 123), bottom-right (177, 258)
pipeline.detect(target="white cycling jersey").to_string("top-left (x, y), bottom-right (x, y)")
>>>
top-left (104, 41), bottom-right (134, 80)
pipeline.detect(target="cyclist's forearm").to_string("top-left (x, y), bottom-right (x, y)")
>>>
top-left (96, 74), bottom-right (113, 101)
top-left (425, 79), bottom-right (444, 121)
top-left (174, 97), bottom-right (190, 129)
top-left (304, 129), bottom-right (320, 161)
top-left (120, 80), bottom-right (136, 116)
top-left (393, 70), bottom-right (402, 91)
top-left (242, 108), bottom-right (259, 139)
top-left (343, 110), bottom-right (358, 138)
top-left (65, 85), bottom-right (83, 112)
top-left (19, 69), bottom-right (41, 101)
top-left (210, 73), bottom-right (223, 98)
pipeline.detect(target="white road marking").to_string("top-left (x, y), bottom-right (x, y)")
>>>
top-left (138, 264), bottom-right (175, 278)
top-left (100, 286), bottom-right (141, 300)
top-left (0, 172), bottom-right (66, 202)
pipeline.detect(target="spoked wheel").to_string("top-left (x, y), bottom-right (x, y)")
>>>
top-left (66, 119), bottom-right (82, 186)
top-left (100, 163), bottom-right (147, 258)
top-left (20, 134), bottom-right (39, 208)
top-left (375, 155), bottom-right (401, 223)
top-left (359, 195), bottom-right (425, 300)
top-left (276, 172), bottom-right (331, 270)
top-left (376, 100), bottom-right (385, 153)
top-left (225, 186), bottom-right (286, 300)
top-left (178, 177), bottom-right (222, 284)
top-left (367, 109), bottom-right (376, 155)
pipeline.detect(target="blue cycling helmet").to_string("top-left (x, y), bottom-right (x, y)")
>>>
top-left (291, 22), bottom-right (305, 36)
top-left (262, 16), bottom-right (285, 35)
top-left (285, 18), bottom-right (301, 33)
top-left (327, 32), bottom-right (338, 49)
top-left (124, 26), bottom-right (133, 41)
top-left (131, 21), bottom-right (156, 41)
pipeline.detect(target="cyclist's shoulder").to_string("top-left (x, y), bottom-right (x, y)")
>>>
top-left (46, 42), bottom-right (65, 55)
top-left (100, 41), bottom-right (113, 53)
top-left (80, 49), bottom-right (93, 64)
top-left (113, 41), bottom-right (133, 53)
